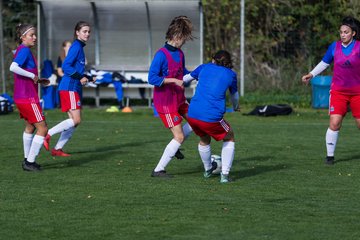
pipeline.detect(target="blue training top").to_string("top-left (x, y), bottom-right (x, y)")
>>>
top-left (13, 44), bottom-right (36, 69)
top-left (188, 63), bottom-right (238, 122)
top-left (322, 39), bottom-right (356, 64)
top-left (58, 39), bottom-right (86, 93)
top-left (148, 42), bottom-right (189, 86)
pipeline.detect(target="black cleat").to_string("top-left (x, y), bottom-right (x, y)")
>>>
top-left (151, 170), bottom-right (173, 178)
top-left (325, 156), bottom-right (335, 165)
top-left (175, 149), bottom-right (184, 160)
top-left (22, 160), bottom-right (41, 172)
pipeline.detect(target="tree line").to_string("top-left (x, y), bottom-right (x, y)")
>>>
top-left (2, 0), bottom-right (360, 94)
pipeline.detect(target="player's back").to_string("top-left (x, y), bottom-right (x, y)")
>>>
top-left (188, 63), bottom-right (236, 122)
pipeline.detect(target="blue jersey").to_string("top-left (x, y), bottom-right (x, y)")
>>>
top-left (58, 40), bottom-right (86, 93)
top-left (148, 43), bottom-right (189, 86)
top-left (322, 40), bottom-right (356, 64)
top-left (13, 44), bottom-right (36, 69)
top-left (188, 63), bottom-right (238, 122)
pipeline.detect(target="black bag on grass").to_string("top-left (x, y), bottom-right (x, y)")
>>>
top-left (245, 104), bottom-right (292, 117)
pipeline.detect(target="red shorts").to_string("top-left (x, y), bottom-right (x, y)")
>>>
top-left (329, 90), bottom-right (360, 118)
top-left (59, 91), bottom-right (81, 112)
top-left (16, 102), bottom-right (45, 124)
top-left (158, 102), bottom-right (188, 128)
top-left (187, 117), bottom-right (231, 141)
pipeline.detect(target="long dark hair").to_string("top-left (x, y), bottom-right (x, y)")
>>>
top-left (73, 21), bottom-right (90, 40)
top-left (212, 50), bottom-right (233, 69)
top-left (15, 23), bottom-right (35, 44)
top-left (341, 16), bottom-right (360, 40)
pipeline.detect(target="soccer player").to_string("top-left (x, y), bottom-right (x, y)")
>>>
top-left (302, 16), bottom-right (360, 165)
top-left (9, 24), bottom-right (48, 171)
top-left (184, 50), bottom-right (239, 183)
top-left (148, 16), bottom-right (194, 177)
top-left (44, 21), bottom-right (94, 156)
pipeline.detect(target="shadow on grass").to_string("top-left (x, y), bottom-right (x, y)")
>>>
top-left (334, 154), bottom-right (360, 163)
top-left (42, 140), bottom-right (157, 169)
top-left (231, 164), bottom-right (289, 181)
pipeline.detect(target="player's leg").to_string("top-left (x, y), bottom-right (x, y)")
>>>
top-left (220, 127), bottom-right (235, 183)
top-left (23, 121), bottom-right (35, 162)
top-left (174, 104), bottom-right (193, 159)
top-left (44, 91), bottom-right (79, 151)
top-left (326, 115), bottom-right (342, 164)
top-left (52, 109), bottom-right (80, 157)
top-left (199, 135), bottom-right (214, 177)
top-left (326, 90), bottom-right (348, 164)
top-left (24, 120), bottom-right (48, 171)
top-left (152, 119), bottom-right (184, 177)
top-left (17, 102), bottom-right (47, 171)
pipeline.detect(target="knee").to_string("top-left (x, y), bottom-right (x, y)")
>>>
top-left (37, 125), bottom-right (48, 136)
top-left (72, 118), bottom-right (81, 126)
top-left (174, 134), bottom-right (185, 144)
top-left (329, 123), bottom-right (341, 131)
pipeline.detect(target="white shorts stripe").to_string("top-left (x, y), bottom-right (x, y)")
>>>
top-left (31, 103), bottom-right (42, 122)
top-left (165, 114), bottom-right (174, 128)
top-left (70, 91), bottom-right (76, 109)
top-left (220, 119), bottom-right (230, 132)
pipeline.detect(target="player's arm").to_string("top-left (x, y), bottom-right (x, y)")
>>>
top-left (183, 64), bottom-right (205, 84)
top-left (62, 44), bottom-right (84, 81)
top-left (229, 72), bottom-right (240, 111)
top-left (10, 48), bottom-right (38, 83)
top-left (302, 42), bottom-right (334, 84)
top-left (148, 51), bottom-right (182, 87)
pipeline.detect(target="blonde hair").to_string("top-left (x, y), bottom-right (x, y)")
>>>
top-left (59, 40), bottom-right (72, 61)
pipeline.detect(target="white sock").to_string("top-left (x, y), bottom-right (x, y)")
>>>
top-left (326, 128), bottom-right (339, 157)
top-left (221, 141), bottom-right (235, 175)
top-left (23, 132), bottom-right (33, 159)
top-left (27, 135), bottom-right (45, 163)
top-left (48, 119), bottom-right (75, 136)
top-left (198, 144), bottom-right (212, 171)
top-left (54, 127), bottom-right (75, 150)
top-left (183, 122), bottom-right (193, 140)
top-left (154, 139), bottom-right (181, 172)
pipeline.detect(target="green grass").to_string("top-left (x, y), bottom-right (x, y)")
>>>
top-left (1, 107), bottom-right (360, 239)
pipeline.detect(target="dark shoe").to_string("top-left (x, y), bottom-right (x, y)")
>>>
top-left (22, 160), bottom-right (41, 172)
top-left (151, 170), bottom-right (173, 178)
top-left (204, 161), bottom-right (219, 178)
top-left (175, 149), bottom-right (184, 160)
top-left (325, 156), bottom-right (335, 165)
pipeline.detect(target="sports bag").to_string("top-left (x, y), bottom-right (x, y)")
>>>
top-left (245, 104), bottom-right (292, 117)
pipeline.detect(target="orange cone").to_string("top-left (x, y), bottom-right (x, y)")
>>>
top-left (122, 106), bottom-right (133, 113)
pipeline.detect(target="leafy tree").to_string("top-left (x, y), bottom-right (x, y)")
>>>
top-left (1, 0), bottom-right (36, 94)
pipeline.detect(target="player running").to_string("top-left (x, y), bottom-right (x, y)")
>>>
top-left (149, 16), bottom-right (194, 178)
top-left (10, 24), bottom-right (49, 171)
top-left (44, 21), bottom-right (94, 156)
top-left (184, 50), bottom-right (239, 183)
top-left (302, 16), bottom-right (360, 165)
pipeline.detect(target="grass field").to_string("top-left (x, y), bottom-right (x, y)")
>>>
top-left (1, 106), bottom-right (360, 239)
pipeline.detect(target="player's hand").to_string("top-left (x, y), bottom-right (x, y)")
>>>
top-left (175, 79), bottom-right (184, 88)
top-left (33, 75), bottom-right (39, 84)
top-left (80, 77), bottom-right (88, 85)
top-left (38, 78), bottom-right (50, 86)
top-left (302, 73), bottom-right (313, 85)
